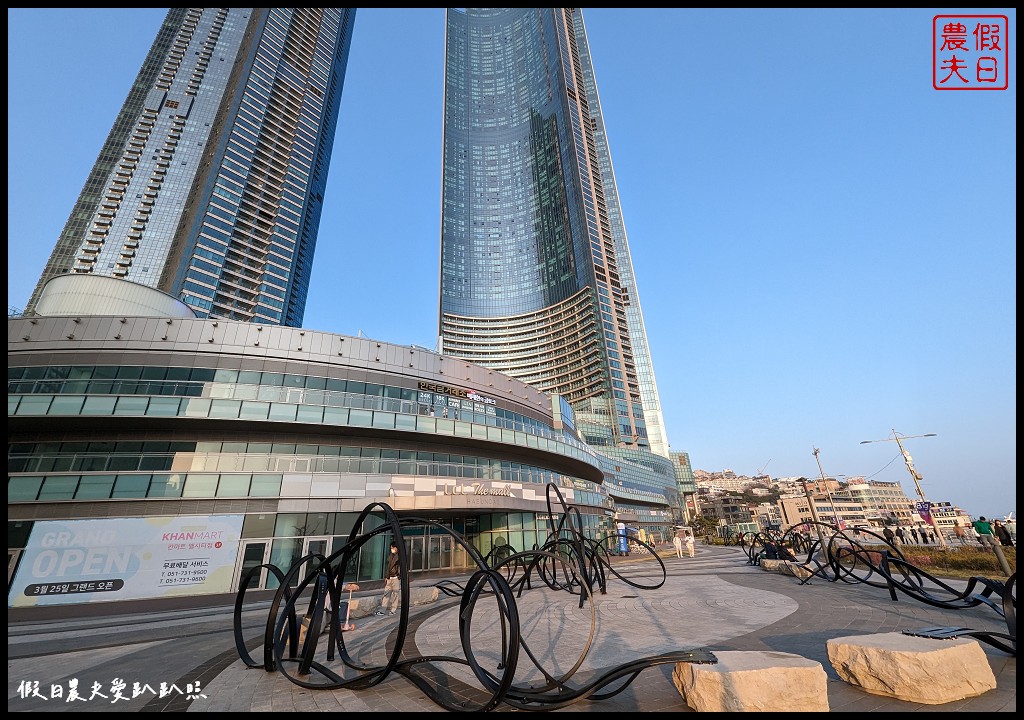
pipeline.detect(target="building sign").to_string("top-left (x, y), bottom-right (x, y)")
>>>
top-left (418, 381), bottom-right (496, 405)
top-left (915, 501), bottom-right (933, 525)
top-left (442, 482), bottom-right (514, 497)
top-left (9, 515), bottom-right (243, 607)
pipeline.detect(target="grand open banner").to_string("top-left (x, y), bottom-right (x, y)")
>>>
top-left (9, 515), bottom-right (244, 607)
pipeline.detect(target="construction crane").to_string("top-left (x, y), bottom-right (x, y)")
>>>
top-left (755, 459), bottom-right (771, 477)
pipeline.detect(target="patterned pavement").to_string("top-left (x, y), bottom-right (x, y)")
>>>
top-left (8, 544), bottom-right (1015, 713)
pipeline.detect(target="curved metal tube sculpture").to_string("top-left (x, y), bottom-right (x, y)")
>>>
top-left (748, 521), bottom-right (1016, 656)
top-left (233, 483), bottom-right (715, 711)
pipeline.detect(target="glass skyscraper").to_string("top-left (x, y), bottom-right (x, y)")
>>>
top-left (439, 9), bottom-right (675, 504)
top-left (25, 8), bottom-right (356, 327)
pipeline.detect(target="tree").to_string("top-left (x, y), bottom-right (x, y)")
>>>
top-left (690, 515), bottom-right (718, 538)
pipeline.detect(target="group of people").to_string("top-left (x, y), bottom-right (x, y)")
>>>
top-left (882, 525), bottom-right (939, 545)
top-left (971, 516), bottom-right (1015, 551)
top-left (672, 533), bottom-right (696, 558)
top-left (879, 517), bottom-right (1016, 549)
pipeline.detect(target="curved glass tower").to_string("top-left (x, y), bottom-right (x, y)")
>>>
top-left (439, 8), bottom-right (672, 471)
top-left (25, 8), bottom-right (356, 327)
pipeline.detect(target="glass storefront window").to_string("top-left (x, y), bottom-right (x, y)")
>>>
top-left (8, 476), bottom-right (43, 501)
top-left (16, 396), bottom-right (53, 415)
top-left (253, 473), bottom-right (286, 495)
top-left (296, 405), bottom-right (324, 423)
top-left (182, 473), bottom-right (219, 497)
top-left (112, 475), bottom-right (151, 498)
top-left (148, 473), bottom-right (185, 498)
top-left (48, 396), bottom-right (85, 414)
top-left (268, 403), bottom-right (297, 421)
top-left (215, 474), bottom-right (251, 496)
top-left (38, 476), bottom-right (79, 500)
top-left (146, 397), bottom-right (181, 416)
top-left (239, 401), bottom-right (270, 420)
top-left (209, 399), bottom-right (241, 419)
top-left (275, 514), bottom-right (306, 537)
top-left (183, 398), bottom-right (211, 417)
top-left (75, 475), bottom-right (116, 499)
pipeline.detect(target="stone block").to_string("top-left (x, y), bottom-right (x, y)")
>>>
top-left (758, 559), bottom-right (788, 573)
top-left (673, 650), bottom-right (829, 712)
top-left (827, 632), bottom-right (996, 704)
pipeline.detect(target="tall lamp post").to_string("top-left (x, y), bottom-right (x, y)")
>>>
top-left (799, 477), bottom-right (829, 551)
top-left (812, 447), bottom-right (843, 529)
top-left (860, 430), bottom-right (947, 548)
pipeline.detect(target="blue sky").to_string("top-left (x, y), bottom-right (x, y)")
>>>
top-left (7, 9), bottom-right (1016, 519)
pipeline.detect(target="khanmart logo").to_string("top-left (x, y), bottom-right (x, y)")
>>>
top-left (933, 15), bottom-right (1009, 90)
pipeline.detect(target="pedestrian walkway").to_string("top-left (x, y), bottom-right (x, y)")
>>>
top-left (8, 545), bottom-right (1015, 713)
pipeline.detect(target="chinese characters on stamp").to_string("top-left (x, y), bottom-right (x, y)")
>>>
top-left (934, 15), bottom-right (1009, 90)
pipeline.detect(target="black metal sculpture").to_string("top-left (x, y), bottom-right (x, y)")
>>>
top-left (232, 483), bottom-right (716, 711)
top-left (749, 522), bottom-right (1017, 656)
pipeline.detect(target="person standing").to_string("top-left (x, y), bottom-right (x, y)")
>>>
top-left (685, 534), bottom-right (695, 558)
top-left (994, 520), bottom-right (1014, 547)
top-left (972, 516), bottom-right (998, 551)
top-left (375, 542), bottom-right (402, 616)
top-left (672, 534), bottom-right (684, 558)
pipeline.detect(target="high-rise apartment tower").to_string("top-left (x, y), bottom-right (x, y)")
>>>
top-left (25, 8), bottom-right (356, 327)
top-left (439, 8), bottom-right (672, 467)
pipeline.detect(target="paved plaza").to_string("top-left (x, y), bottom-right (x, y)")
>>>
top-left (8, 545), bottom-right (1015, 712)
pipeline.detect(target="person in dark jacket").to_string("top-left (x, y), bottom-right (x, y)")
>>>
top-left (994, 520), bottom-right (1014, 547)
top-left (375, 542), bottom-right (402, 616)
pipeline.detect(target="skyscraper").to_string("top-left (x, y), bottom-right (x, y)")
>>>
top-left (25, 8), bottom-right (356, 327)
top-left (439, 9), bottom-right (673, 481)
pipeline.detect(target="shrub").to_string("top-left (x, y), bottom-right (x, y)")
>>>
top-left (899, 546), bottom-right (1015, 575)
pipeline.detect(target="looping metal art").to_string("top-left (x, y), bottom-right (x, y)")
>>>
top-left (743, 522), bottom-right (1016, 655)
top-left (233, 483), bottom-right (717, 711)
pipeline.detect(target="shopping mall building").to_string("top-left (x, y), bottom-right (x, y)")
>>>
top-left (8, 278), bottom-right (674, 607)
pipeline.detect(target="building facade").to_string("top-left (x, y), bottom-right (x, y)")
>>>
top-left (9, 282), bottom-right (620, 606)
top-left (437, 8), bottom-right (677, 521)
top-left (25, 8), bottom-right (356, 327)
top-left (669, 451), bottom-right (697, 524)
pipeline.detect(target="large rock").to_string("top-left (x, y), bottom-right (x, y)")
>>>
top-left (758, 559), bottom-right (815, 581)
top-left (827, 632), bottom-right (996, 704)
top-left (673, 650), bottom-right (829, 712)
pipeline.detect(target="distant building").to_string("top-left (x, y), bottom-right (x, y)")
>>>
top-left (669, 452), bottom-right (697, 524)
top-left (696, 495), bottom-right (754, 527)
top-left (844, 480), bottom-right (915, 527)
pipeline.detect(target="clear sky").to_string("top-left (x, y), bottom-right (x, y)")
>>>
top-left (7, 9), bottom-right (1017, 520)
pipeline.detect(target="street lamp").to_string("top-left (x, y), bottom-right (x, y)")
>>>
top-left (798, 476), bottom-right (829, 551)
top-left (860, 430), bottom-right (947, 548)
top-left (812, 447), bottom-right (843, 529)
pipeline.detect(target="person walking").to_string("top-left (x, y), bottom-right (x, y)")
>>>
top-left (953, 522), bottom-right (968, 546)
top-left (375, 542), bottom-right (402, 616)
top-left (894, 527), bottom-right (905, 545)
top-left (685, 534), bottom-right (695, 558)
top-left (882, 527), bottom-right (896, 546)
top-left (972, 516), bottom-right (998, 552)
top-left (672, 534), bottom-right (684, 558)
top-left (910, 527), bottom-right (919, 544)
